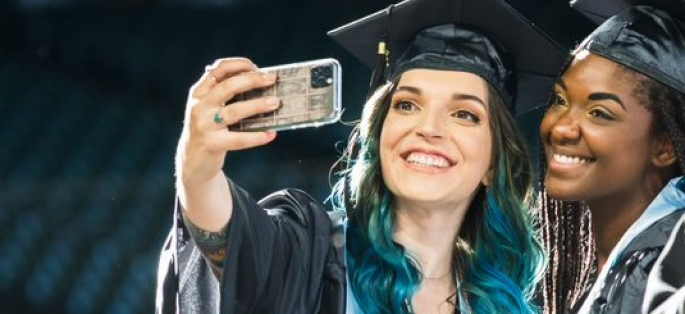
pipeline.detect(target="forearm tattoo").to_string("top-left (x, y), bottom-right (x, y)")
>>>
top-left (181, 211), bottom-right (229, 275)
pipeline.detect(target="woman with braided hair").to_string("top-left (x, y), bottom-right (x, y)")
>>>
top-left (538, 3), bottom-right (685, 314)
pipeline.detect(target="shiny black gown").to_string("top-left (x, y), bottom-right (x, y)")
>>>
top-left (156, 181), bottom-right (347, 314)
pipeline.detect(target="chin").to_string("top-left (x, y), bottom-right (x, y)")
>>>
top-left (544, 183), bottom-right (585, 202)
top-left (394, 186), bottom-right (449, 203)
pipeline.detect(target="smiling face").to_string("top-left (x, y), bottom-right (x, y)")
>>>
top-left (380, 69), bottom-right (493, 211)
top-left (540, 51), bottom-right (667, 203)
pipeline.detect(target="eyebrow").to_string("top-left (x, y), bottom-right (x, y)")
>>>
top-left (453, 94), bottom-right (487, 108)
top-left (556, 79), bottom-right (626, 111)
top-left (396, 86), bottom-right (422, 95)
top-left (395, 86), bottom-right (487, 108)
top-left (589, 93), bottom-right (626, 110)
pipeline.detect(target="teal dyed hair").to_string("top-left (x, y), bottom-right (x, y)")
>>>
top-left (458, 81), bottom-right (547, 313)
top-left (332, 83), bottom-right (419, 314)
top-left (331, 78), bottom-right (545, 313)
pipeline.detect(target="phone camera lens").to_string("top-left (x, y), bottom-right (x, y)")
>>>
top-left (311, 65), bottom-right (333, 88)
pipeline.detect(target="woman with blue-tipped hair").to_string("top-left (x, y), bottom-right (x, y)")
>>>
top-left (156, 0), bottom-right (567, 313)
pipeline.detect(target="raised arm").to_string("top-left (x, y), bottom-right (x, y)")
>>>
top-left (175, 57), bottom-right (280, 232)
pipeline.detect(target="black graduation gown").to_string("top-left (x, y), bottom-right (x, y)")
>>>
top-left (155, 181), bottom-right (347, 314)
top-left (569, 209), bottom-right (685, 314)
top-left (643, 213), bottom-right (685, 314)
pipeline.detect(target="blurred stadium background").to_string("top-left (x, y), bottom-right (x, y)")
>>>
top-left (0, 0), bottom-right (592, 313)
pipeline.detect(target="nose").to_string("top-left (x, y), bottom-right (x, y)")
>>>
top-left (415, 111), bottom-right (444, 140)
top-left (545, 109), bottom-right (581, 145)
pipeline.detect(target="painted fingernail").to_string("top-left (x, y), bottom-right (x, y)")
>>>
top-left (265, 131), bottom-right (277, 140)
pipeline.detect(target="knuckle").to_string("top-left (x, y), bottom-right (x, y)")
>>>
top-left (189, 106), bottom-right (202, 121)
top-left (211, 58), bottom-right (225, 68)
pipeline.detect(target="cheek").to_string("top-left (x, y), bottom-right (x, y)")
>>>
top-left (459, 130), bottom-right (494, 166)
top-left (592, 129), bottom-right (650, 160)
top-left (539, 111), bottom-right (555, 139)
top-left (379, 116), bottom-right (405, 153)
top-left (479, 138), bottom-right (494, 167)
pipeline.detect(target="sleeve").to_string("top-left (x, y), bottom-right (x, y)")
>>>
top-left (155, 221), bottom-right (179, 314)
top-left (219, 180), bottom-right (342, 314)
top-left (155, 197), bottom-right (222, 314)
top-left (643, 213), bottom-right (685, 314)
top-left (157, 179), bottom-right (345, 314)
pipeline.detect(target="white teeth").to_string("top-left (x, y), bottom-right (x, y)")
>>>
top-left (553, 154), bottom-right (591, 165)
top-left (406, 152), bottom-right (450, 168)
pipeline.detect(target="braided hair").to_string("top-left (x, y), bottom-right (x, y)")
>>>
top-left (539, 61), bottom-right (685, 314)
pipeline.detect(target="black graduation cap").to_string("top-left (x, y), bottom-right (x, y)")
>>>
top-left (571, 0), bottom-right (685, 24)
top-left (571, 1), bottom-right (685, 96)
top-left (327, 0), bottom-right (568, 114)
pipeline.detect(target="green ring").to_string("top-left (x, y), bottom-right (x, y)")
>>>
top-left (214, 112), bottom-right (224, 124)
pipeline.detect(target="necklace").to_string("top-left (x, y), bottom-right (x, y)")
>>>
top-left (421, 269), bottom-right (453, 281)
top-left (405, 270), bottom-right (458, 314)
top-left (405, 260), bottom-right (472, 314)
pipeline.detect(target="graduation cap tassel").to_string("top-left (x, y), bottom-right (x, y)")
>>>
top-left (365, 4), bottom-right (394, 100)
top-left (366, 40), bottom-right (389, 99)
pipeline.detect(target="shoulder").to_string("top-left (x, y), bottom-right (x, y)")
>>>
top-left (259, 188), bottom-right (324, 213)
top-left (259, 188), bottom-right (346, 229)
top-left (642, 211), bottom-right (685, 313)
top-left (625, 209), bottom-right (685, 255)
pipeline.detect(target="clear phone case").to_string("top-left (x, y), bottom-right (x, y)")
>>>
top-left (229, 58), bottom-right (342, 132)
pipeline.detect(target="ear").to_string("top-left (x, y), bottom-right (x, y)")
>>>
top-left (652, 133), bottom-right (677, 168)
top-left (482, 168), bottom-right (494, 187)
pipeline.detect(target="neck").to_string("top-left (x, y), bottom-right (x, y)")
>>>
top-left (393, 202), bottom-right (466, 279)
top-left (587, 176), bottom-right (667, 272)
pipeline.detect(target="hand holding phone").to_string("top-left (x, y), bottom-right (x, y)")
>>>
top-left (228, 58), bottom-right (342, 132)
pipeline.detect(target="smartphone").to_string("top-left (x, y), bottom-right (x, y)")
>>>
top-left (228, 58), bottom-right (342, 132)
